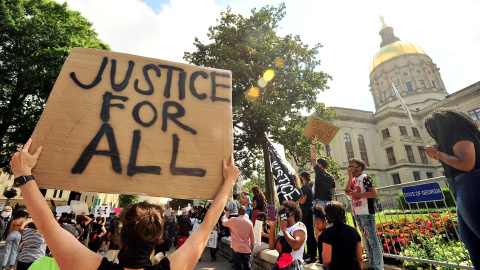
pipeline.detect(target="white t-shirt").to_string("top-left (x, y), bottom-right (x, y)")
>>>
top-left (277, 222), bottom-right (307, 261)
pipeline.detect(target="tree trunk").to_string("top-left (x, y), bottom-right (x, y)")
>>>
top-left (261, 139), bottom-right (275, 205)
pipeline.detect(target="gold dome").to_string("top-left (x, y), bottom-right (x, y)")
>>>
top-left (369, 41), bottom-right (427, 73)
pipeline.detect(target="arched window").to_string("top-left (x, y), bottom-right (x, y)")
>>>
top-left (344, 133), bottom-right (354, 160)
top-left (357, 135), bottom-right (369, 166)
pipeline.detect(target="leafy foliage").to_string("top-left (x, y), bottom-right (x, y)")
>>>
top-left (0, 0), bottom-right (109, 170)
top-left (168, 199), bottom-right (193, 210)
top-left (118, 194), bottom-right (139, 208)
top-left (184, 3), bottom-right (336, 202)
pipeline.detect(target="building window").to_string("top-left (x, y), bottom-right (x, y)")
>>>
top-left (85, 196), bottom-right (88, 203)
top-left (386, 147), bottom-right (396, 165)
top-left (381, 128), bottom-right (390, 139)
top-left (403, 72), bottom-right (408, 77)
top-left (325, 144), bottom-right (332, 158)
top-left (384, 91), bottom-right (389, 100)
top-left (413, 172), bottom-right (421, 181)
top-left (406, 82), bottom-right (413, 92)
top-left (412, 127), bottom-right (420, 137)
top-left (468, 108), bottom-right (480, 121)
top-left (419, 80), bottom-right (426, 89)
top-left (405, 145), bottom-right (416, 163)
top-left (92, 197), bottom-right (95, 203)
top-left (344, 133), bottom-right (354, 160)
top-left (53, 190), bottom-right (58, 198)
top-left (399, 126), bottom-right (408, 136)
top-left (357, 135), bottom-right (369, 166)
top-left (418, 146), bottom-right (429, 164)
top-left (426, 172), bottom-right (434, 178)
top-left (59, 190), bottom-right (63, 199)
top-left (416, 70), bottom-right (421, 74)
top-left (391, 76), bottom-right (396, 81)
top-left (392, 173), bottom-right (401, 184)
top-left (432, 81), bottom-right (436, 88)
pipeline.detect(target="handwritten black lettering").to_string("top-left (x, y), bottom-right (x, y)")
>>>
top-left (132, 101), bottom-right (158, 127)
top-left (127, 130), bottom-right (161, 176)
top-left (189, 71), bottom-right (208, 100)
top-left (158, 65), bottom-right (186, 100)
top-left (134, 64), bottom-right (161, 95)
top-left (70, 57), bottom-right (108, 89)
top-left (170, 134), bottom-right (206, 177)
top-left (71, 123), bottom-right (121, 174)
top-left (210, 72), bottom-right (231, 102)
top-left (110, 59), bottom-right (135, 92)
top-left (101, 92), bottom-right (128, 122)
top-left (162, 101), bottom-right (196, 134)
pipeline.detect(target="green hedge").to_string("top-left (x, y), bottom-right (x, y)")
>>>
top-left (397, 188), bottom-right (456, 209)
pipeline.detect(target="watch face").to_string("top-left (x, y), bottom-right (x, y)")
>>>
top-left (14, 177), bottom-right (23, 187)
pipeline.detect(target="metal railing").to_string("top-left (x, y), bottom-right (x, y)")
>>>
top-left (357, 176), bottom-right (473, 269)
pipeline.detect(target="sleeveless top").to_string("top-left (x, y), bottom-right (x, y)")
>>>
top-left (277, 222), bottom-right (307, 261)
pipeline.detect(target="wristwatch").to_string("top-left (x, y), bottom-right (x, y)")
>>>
top-left (13, 175), bottom-right (35, 187)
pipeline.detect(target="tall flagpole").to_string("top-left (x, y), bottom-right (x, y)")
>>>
top-left (391, 82), bottom-right (428, 145)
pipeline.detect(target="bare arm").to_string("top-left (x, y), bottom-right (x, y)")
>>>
top-left (252, 200), bottom-right (257, 209)
top-left (268, 218), bottom-right (278, 250)
top-left (98, 226), bottom-right (107, 238)
top-left (10, 139), bottom-right (102, 270)
top-left (168, 154), bottom-right (239, 270)
top-left (349, 186), bottom-right (378, 198)
top-left (322, 242), bottom-right (332, 265)
top-left (311, 135), bottom-right (318, 166)
top-left (281, 225), bottom-right (306, 251)
top-left (84, 215), bottom-right (92, 226)
top-left (297, 195), bottom-right (306, 204)
top-left (424, 141), bottom-right (476, 172)
top-left (356, 242), bottom-right (363, 269)
top-left (19, 220), bottom-right (32, 235)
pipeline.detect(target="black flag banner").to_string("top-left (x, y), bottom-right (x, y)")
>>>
top-left (267, 138), bottom-right (302, 204)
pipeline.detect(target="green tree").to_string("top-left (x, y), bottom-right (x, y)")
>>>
top-left (168, 199), bottom-right (193, 210)
top-left (0, 0), bottom-right (109, 169)
top-left (118, 194), bottom-right (140, 208)
top-left (184, 3), bottom-right (335, 203)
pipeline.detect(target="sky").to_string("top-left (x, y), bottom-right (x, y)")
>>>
top-left (56, 0), bottom-right (480, 113)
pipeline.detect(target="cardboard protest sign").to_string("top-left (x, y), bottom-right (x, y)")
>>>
top-left (94, 205), bottom-right (111, 217)
top-left (302, 117), bottom-right (339, 145)
top-left (30, 48), bottom-right (233, 200)
top-left (71, 204), bottom-right (89, 216)
top-left (253, 220), bottom-right (263, 246)
top-left (56, 206), bottom-right (72, 216)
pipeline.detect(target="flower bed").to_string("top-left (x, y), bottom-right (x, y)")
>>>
top-left (376, 212), bottom-right (472, 269)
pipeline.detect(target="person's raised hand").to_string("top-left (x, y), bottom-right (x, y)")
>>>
top-left (10, 138), bottom-right (43, 178)
top-left (267, 215), bottom-right (277, 228)
top-left (312, 135), bottom-right (318, 145)
top-left (222, 154), bottom-right (240, 186)
top-left (422, 146), bottom-right (439, 160)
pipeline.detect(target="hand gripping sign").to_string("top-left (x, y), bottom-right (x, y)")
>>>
top-left (30, 48), bottom-right (233, 200)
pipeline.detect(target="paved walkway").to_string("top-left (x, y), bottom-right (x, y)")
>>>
top-left (193, 248), bottom-right (231, 270)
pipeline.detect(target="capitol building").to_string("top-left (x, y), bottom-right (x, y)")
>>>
top-left (316, 18), bottom-right (480, 188)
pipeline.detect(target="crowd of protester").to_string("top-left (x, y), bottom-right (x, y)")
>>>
top-left (4, 107), bottom-right (479, 269)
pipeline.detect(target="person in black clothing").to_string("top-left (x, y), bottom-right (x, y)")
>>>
top-left (76, 212), bottom-right (92, 245)
top-left (251, 185), bottom-right (266, 226)
top-left (88, 216), bottom-right (107, 253)
top-left (321, 201), bottom-right (362, 270)
top-left (313, 205), bottom-right (327, 265)
top-left (176, 213), bottom-right (191, 248)
top-left (311, 135), bottom-right (336, 209)
top-left (298, 171), bottom-right (316, 263)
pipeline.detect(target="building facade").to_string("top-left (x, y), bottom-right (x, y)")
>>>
top-left (316, 18), bottom-right (480, 190)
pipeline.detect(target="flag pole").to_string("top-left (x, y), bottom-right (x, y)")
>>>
top-left (391, 82), bottom-right (429, 145)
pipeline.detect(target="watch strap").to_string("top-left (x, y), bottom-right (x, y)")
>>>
top-left (13, 175), bottom-right (35, 187)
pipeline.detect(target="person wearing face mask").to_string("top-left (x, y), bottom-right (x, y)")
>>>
top-left (0, 207), bottom-right (11, 242)
top-left (268, 201), bottom-right (307, 270)
top-left (345, 158), bottom-right (383, 270)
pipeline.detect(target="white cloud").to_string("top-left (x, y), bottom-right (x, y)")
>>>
top-left (56, 0), bottom-right (480, 112)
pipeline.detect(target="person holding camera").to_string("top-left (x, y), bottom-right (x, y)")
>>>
top-left (268, 201), bottom-right (307, 270)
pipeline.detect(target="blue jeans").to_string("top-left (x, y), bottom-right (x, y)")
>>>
top-left (354, 214), bottom-right (384, 270)
top-left (2, 231), bottom-right (21, 267)
top-left (313, 200), bottom-right (331, 209)
top-left (449, 168), bottom-right (480, 269)
top-left (234, 251), bottom-right (252, 270)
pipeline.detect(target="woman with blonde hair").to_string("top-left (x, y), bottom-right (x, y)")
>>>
top-left (9, 139), bottom-right (240, 270)
top-left (251, 185), bottom-right (266, 226)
